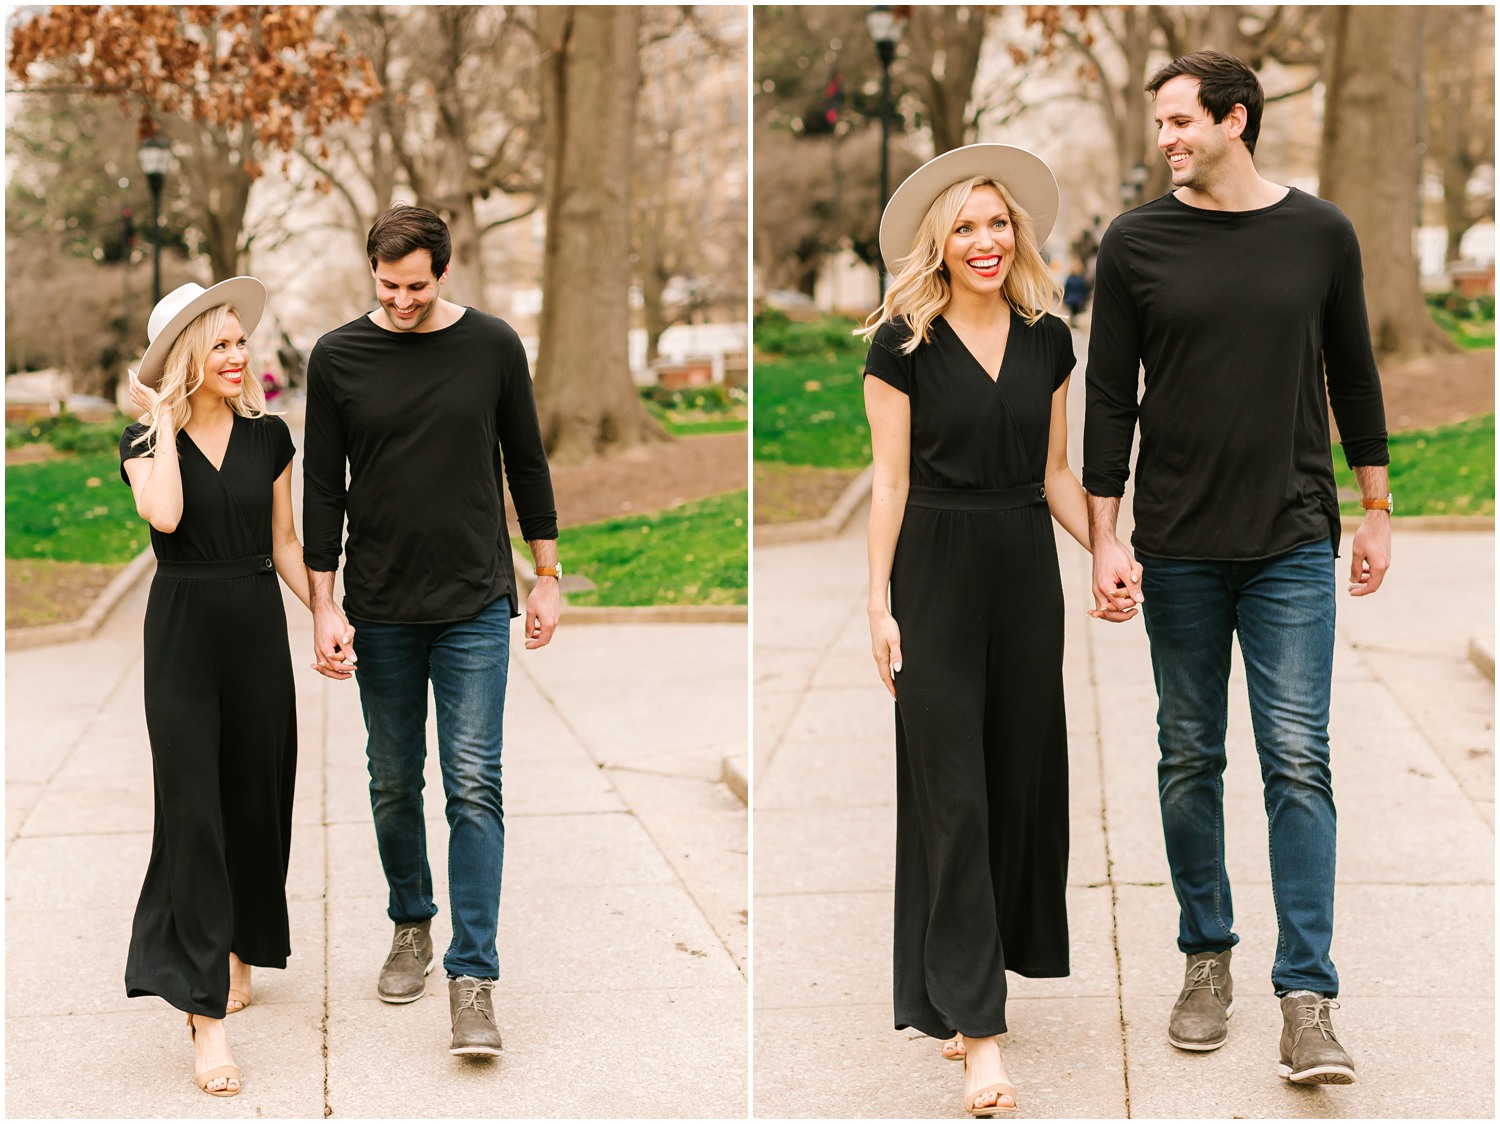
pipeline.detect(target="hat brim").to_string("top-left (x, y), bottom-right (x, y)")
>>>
top-left (137, 277), bottom-right (268, 389)
top-left (878, 144), bottom-right (1061, 270)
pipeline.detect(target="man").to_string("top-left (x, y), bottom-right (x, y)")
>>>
top-left (1083, 51), bottom-right (1391, 1085)
top-left (303, 203), bottom-right (560, 1057)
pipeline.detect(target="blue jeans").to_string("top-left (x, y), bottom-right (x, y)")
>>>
top-left (1138, 539), bottom-right (1339, 997)
top-left (349, 596), bottom-right (511, 980)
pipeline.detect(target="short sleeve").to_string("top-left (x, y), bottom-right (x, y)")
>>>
top-left (1052, 315), bottom-right (1077, 391)
top-left (863, 319), bottom-right (914, 394)
top-left (119, 423), bottom-right (151, 485)
top-left (266, 414), bottom-right (296, 476)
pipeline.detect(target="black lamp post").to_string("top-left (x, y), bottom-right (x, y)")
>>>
top-left (867, 5), bottom-right (907, 299)
top-left (137, 135), bottom-right (172, 307)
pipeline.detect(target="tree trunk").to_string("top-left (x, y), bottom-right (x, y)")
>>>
top-left (442, 194), bottom-right (488, 307)
top-left (906, 7), bottom-right (988, 154)
top-left (534, 6), bottom-right (666, 464)
top-left (1320, 6), bottom-right (1455, 359)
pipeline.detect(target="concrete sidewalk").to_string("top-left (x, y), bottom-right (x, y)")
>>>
top-left (6, 574), bottom-right (747, 1116)
top-left (753, 372), bottom-right (1494, 1117)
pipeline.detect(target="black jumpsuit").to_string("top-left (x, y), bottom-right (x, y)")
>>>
top-left (119, 413), bottom-right (298, 1018)
top-left (864, 309), bottom-right (1074, 1040)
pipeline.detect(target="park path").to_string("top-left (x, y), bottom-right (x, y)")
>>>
top-left (5, 428), bottom-right (748, 1118)
top-left (752, 362), bottom-right (1494, 1118)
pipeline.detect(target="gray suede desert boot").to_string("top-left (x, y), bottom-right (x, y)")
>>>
top-left (449, 976), bottom-right (503, 1056)
top-left (1277, 992), bottom-right (1356, 1084)
top-left (1168, 948), bottom-right (1234, 1050)
top-left (377, 918), bottom-right (434, 1003)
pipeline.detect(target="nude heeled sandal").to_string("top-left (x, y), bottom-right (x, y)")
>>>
top-left (187, 1014), bottom-right (241, 1097)
top-left (963, 1053), bottom-right (1017, 1116)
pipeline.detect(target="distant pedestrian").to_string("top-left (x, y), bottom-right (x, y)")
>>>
top-left (303, 203), bottom-right (560, 1057)
top-left (119, 278), bottom-right (355, 1098)
top-left (859, 144), bottom-right (1141, 1117)
top-left (1083, 50), bottom-right (1391, 1085)
top-left (1062, 256), bottom-right (1091, 323)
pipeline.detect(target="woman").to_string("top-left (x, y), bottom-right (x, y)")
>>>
top-left (860, 145), bottom-right (1139, 1116)
top-left (119, 278), bottom-right (351, 1097)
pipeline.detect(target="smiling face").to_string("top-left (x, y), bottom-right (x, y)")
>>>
top-left (372, 249), bottom-right (447, 332)
top-left (197, 313), bottom-right (249, 400)
top-left (1154, 75), bottom-right (1235, 192)
top-left (940, 185), bottom-right (1016, 301)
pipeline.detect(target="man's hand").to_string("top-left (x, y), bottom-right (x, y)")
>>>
top-left (524, 577), bottom-right (560, 649)
top-left (1089, 534), bottom-right (1144, 622)
top-left (311, 603), bottom-right (357, 679)
top-left (1348, 513), bottom-right (1391, 596)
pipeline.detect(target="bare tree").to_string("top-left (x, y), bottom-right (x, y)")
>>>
top-left (633, 8), bottom-right (747, 361)
top-left (8, 5), bottom-right (378, 280)
top-left (1424, 6), bottom-right (1495, 263)
top-left (901, 6), bottom-right (993, 153)
top-left (533, 6), bottom-right (666, 463)
top-left (1320, 5), bottom-right (1455, 358)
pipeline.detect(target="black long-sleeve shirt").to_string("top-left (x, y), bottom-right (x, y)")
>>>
top-left (1082, 188), bottom-right (1388, 560)
top-left (302, 308), bottom-right (557, 623)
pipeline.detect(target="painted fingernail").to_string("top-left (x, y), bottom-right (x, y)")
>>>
top-left (892, 662), bottom-right (902, 673)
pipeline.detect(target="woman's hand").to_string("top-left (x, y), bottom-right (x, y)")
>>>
top-left (127, 368), bottom-right (158, 419)
top-left (869, 609), bottom-right (904, 699)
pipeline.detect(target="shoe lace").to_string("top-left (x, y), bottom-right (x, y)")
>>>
top-left (385, 925), bottom-right (423, 965)
top-left (1178, 957), bottom-right (1226, 1004)
top-left (1291, 997), bottom-right (1341, 1046)
top-left (454, 977), bottom-right (495, 1019)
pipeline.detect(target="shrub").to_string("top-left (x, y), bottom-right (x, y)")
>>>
top-left (753, 312), bottom-right (865, 358)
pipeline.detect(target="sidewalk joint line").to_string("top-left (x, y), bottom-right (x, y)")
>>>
top-left (1083, 568), bottom-right (1133, 1119)
top-left (512, 658), bottom-right (747, 981)
top-left (761, 599), bottom-right (864, 782)
top-left (320, 676), bottom-right (333, 1118)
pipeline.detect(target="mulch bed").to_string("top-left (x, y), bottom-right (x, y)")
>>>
top-left (512, 431), bottom-right (747, 532)
top-left (753, 463), bottom-right (859, 525)
top-left (5, 559), bottom-right (122, 630)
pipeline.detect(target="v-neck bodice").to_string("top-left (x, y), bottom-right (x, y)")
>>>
top-left (121, 414), bottom-right (295, 562)
top-left (182, 415), bottom-right (237, 473)
top-left (863, 310), bottom-right (1076, 491)
top-left (936, 307), bottom-right (1017, 384)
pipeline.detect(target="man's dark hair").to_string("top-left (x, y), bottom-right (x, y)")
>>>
top-left (1145, 49), bottom-right (1264, 155)
top-left (367, 203), bottom-right (452, 278)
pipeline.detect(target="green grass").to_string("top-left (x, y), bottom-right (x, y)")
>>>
top-left (6, 451), bottom-right (150, 563)
top-left (1334, 414), bottom-right (1494, 517)
top-left (1427, 292), bottom-right (1496, 351)
top-left (753, 354), bottom-right (872, 468)
top-left (520, 490), bottom-right (747, 607)
top-left (642, 386), bottom-right (747, 436)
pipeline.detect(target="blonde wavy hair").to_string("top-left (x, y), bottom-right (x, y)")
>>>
top-left (858, 176), bottom-right (1062, 354)
top-left (132, 304), bottom-right (271, 451)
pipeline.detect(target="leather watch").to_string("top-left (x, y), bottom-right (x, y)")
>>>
top-left (1360, 493), bottom-right (1394, 515)
top-left (535, 563), bottom-right (563, 580)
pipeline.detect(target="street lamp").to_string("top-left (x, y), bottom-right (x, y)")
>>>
top-left (867, 5), bottom-right (907, 298)
top-left (137, 135), bottom-right (172, 307)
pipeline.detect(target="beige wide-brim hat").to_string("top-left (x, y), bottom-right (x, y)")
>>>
top-left (878, 143), bottom-right (1061, 268)
top-left (136, 277), bottom-right (267, 389)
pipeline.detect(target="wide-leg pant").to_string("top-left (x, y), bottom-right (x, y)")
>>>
top-left (125, 562), bottom-right (297, 1018)
top-left (889, 489), bottom-right (1070, 1039)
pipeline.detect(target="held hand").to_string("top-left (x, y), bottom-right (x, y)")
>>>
top-left (127, 368), bottom-right (158, 418)
top-left (311, 605), bottom-right (357, 680)
top-left (869, 610), bottom-right (903, 699)
top-left (1348, 514), bottom-right (1392, 596)
top-left (524, 578), bottom-right (561, 649)
top-left (1089, 536), bottom-right (1144, 623)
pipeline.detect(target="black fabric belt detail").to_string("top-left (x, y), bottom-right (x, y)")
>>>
top-left (906, 483), bottom-right (1047, 512)
top-left (155, 555), bottom-right (276, 580)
